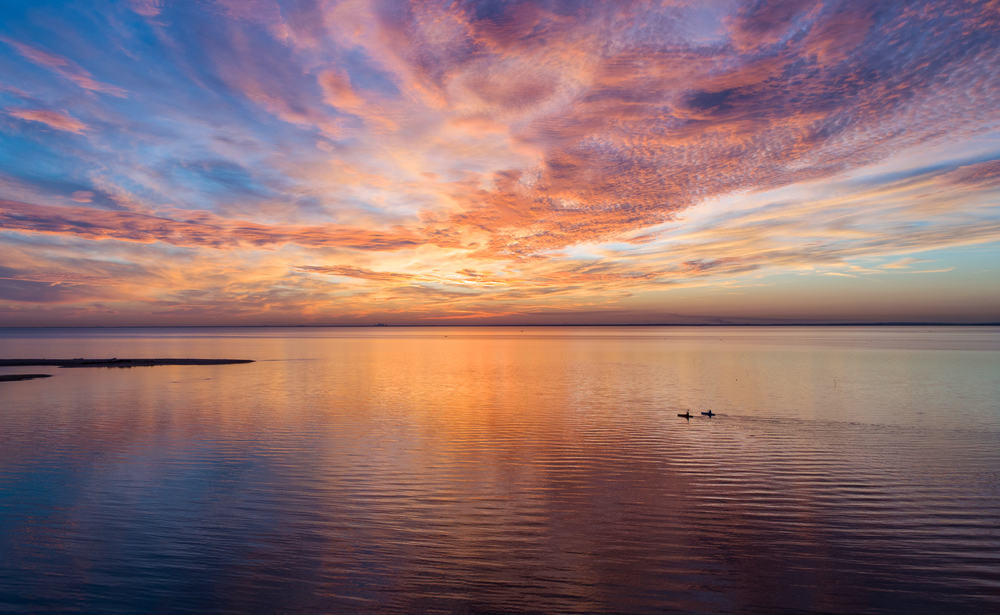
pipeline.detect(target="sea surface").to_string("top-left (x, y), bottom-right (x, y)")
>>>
top-left (1, 326), bottom-right (998, 614)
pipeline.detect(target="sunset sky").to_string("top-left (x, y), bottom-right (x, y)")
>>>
top-left (1, 0), bottom-right (998, 325)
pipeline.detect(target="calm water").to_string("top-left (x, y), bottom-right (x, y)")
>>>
top-left (1, 326), bottom-right (998, 613)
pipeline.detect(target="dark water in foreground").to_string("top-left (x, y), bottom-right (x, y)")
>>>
top-left (1, 326), bottom-right (998, 613)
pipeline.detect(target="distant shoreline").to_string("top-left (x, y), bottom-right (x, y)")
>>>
top-left (0, 358), bottom-right (254, 368)
top-left (0, 374), bottom-right (52, 382)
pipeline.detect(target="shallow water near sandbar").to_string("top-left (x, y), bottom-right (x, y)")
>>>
top-left (1, 326), bottom-right (998, 613)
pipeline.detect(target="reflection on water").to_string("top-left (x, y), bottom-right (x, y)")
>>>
top-left (1, 327), bottom-right (998, 613)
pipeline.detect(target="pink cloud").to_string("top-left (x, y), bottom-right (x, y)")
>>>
top-left (0, 37), bottom-right (127, 97)
top-left (0, 200), bottom-right (421, 251)
top-left (128, 1), bottom-right (162, 17)
top-left (8, 109), bottom-right (88, 134)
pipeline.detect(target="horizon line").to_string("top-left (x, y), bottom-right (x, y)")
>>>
top-left (2, 322), bottom-right (999, 329)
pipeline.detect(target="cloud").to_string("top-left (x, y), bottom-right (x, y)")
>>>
top-left (128, 0), bottom-right (162, 17)
top-left (296, 264), bottom-right (415, 282)
top-left (939, 160), bottom-right (1000, 187)
top-left (881, 257), bottom-right (927, 270)
top-left (0, 199), bottom-right (421, 250)
top-left (314, 0), bottom-right (999, 258)
top-left (0, 278), bottom-right (94, 303)
top-left (0, 0), bottom-right (998, 323)
top-left (318, 69), bottom-right (365, 111)
top-left (0, 264), bottom-right (120, 303)
top-left (7, 108), bottom-right (88, 134)
top-left (0, 37), bottom-right (127, 97)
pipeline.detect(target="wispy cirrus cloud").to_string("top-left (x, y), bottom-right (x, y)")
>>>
top-left (0, 199), bottom-right (421, 250)
top-left (0, 37), bottom-right (127, 97)
top-left (7, 108), bottom-right (87, 133)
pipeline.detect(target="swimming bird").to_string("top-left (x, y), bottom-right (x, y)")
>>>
top-left (701, 410), bottom-right (715, 417)
top-left (678, 411), bottom-right (692, 419)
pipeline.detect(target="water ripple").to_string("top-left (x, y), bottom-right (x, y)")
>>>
top-left (1, 327), bottom-right (998, 613)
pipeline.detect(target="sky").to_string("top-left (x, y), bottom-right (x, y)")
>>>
top-left (0, 0), bottom-right (998, 326)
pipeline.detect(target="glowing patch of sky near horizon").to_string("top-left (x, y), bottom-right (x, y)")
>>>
top-left (0, 0), bottom-right (998, 324)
